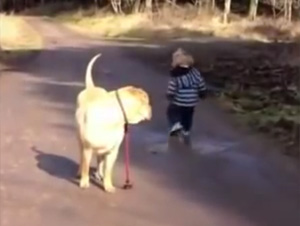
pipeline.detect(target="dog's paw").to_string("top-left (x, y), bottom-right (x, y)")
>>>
top-left (79, 177), bottom-right (90, 189)
top-left (104, 184), bottom-right (116, 193)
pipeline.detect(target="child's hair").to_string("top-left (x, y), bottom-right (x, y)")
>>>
top-left (171, 48), bottom-right (194, 68)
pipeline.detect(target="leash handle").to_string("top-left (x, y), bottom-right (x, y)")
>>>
top-left (124, 125), bottom-right (130, 182)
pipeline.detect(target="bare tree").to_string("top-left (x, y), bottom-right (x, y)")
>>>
top-left (94, 0), bottom-right (99, 12)
top-left (145, 0), bottom-right (152, 12)
top-left (172, 0), bottom-right (177, 7)
top-left (271, 0), bottom-right (277, 18)
top-left (249, 0), bottom-right (259, 20)
top-left (110, 0), bottom-right (122, 14)
top-left (284, 0), bottom-right (293, 21)
top-left (223, 0), bottom-right (231, 23)
top-left (211, 0), bottom-right (216, 11)
top-left (133, 0), bottom-right (141, 13)
top-left (194, 0), bottom-right (205, 13)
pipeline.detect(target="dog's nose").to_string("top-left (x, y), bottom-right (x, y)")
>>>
top-left (147, 107), bottom-right (152, 120)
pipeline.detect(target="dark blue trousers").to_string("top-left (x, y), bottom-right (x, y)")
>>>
top-left (166, 104), bottom-right (195, 133)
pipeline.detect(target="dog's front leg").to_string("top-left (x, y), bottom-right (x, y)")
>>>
top-left (76, 136), bottom-right (84, 178)
top-left (80, 148), bottom-right (93, 188)
top-left (77, 148), bottom-right (83, 179)
top-left (103, 147), bottom-right (119, 193)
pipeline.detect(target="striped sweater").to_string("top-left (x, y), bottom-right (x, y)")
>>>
top-left (166, 67), bottom-right (206, 107)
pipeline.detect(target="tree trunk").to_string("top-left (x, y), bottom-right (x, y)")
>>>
top-left (283, 0), bottom-right (293, 22)
top-left (94, 0), bottom-right (99, 13)
top-left (0, 0), bottom-right (4, 12)
top-left (154, 0), bottom-right (159, 12)
top-left (249, 0), bottom-right (259, 21)
top-left (211, 0), bottom-right (216, 11)
top-left (286, 0), bottom-right (293, 22)
top-left (172, 0), bottom-right (176, 5)
top-left (284, 0), bottom-right (288, 18)
top-left (223, 0), bottom-right (231, 23)
top-left (271, 0), bottom-right (276, 18)
top-left (133, 0), bottom-right (141, 13)
top-left (194, 0), bottom-right (201, 8)
top-left (145, 0), bottom-right (152, 13)
top-left (13, 0), bottom-right (17, 13)
top-left (195, 0), bottom-right (202, 13)
top-left (110, 0), bottom-right (120, 14)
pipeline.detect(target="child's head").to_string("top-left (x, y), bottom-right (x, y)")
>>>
top-left (171, 48), bottom-right (194, 68)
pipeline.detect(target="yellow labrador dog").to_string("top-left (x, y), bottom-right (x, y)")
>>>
top-left (75, 54), bottom-right (152, 193)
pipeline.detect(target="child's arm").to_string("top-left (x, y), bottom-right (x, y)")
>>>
top-left (166, 78), bottom-right (177, 101)
top-left (195, 69), bottom-right (207, 99)
top-left (198, 78), bottom-right (207, 99)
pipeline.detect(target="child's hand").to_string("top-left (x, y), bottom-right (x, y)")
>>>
top-left (166, 94), bottom-right (174, 101)
top-left (198, 90), bottom-right (207, 99)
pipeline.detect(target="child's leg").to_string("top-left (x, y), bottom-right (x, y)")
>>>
top-left (179, 107), bottom-right (195, 145)
top-left (180, 107), bottom-right (195, 134)
top-left (166, 104), bottom-right (182, 136)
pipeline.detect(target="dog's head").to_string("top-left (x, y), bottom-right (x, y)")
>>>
top-left (116, 86), bottom-right (152, 124)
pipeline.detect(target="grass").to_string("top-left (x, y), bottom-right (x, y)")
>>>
top-left (53, 5), bottom-right (300, 42)
top-left (0, 14), bottom-right (43, 60)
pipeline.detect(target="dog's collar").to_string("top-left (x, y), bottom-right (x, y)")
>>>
top-left (115, 90), bottom-right (129, 133)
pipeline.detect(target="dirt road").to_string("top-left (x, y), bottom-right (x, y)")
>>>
top-left (0, 17), bottom-right (299, 226)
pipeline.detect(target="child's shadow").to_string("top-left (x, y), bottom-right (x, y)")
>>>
top-left (31, 146), bottom-right (102, 188)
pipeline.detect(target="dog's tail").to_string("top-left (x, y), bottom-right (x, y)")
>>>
top-left (85, 53), bottom-right (102, 89)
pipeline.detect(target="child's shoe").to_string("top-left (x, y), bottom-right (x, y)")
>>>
top-left (180, 130), bottom-right (191, 146)
top-left (169, 122), bottom-right (182, 137)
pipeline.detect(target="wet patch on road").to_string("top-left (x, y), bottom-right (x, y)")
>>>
top-left (131, 126), bottom-right (239, 155)
top-left (191, 136), bottom-right (239, 155)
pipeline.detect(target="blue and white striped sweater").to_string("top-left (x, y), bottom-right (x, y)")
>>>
top-left (167, 67), bottom-right (206, 107)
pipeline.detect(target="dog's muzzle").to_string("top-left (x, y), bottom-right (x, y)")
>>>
top-left (145, 105), bottom-right (152, 120)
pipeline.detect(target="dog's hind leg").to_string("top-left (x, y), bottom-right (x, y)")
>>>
top-left (79, 148), bottom-right (93, 188)
top-left (103, 147), bottom-right (119, 193)
top-left (95, 153), bottom-right (104, 181)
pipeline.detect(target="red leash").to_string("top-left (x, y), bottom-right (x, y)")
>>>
top-left (116, 90), bottom-right (133, 190)
top-left (123, 124), bottom-right (133, 189)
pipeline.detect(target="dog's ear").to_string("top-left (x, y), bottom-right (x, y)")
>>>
top-left (117, 86), bottom-right (149, 105)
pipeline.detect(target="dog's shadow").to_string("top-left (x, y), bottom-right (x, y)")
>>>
top-left (31, 146), bottom-right (103, 189)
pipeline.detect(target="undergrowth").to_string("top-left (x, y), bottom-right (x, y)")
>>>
top-left (25, 3), bottom-right (300, 42)
top-left (0, 14), bottom-right (42, 60)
